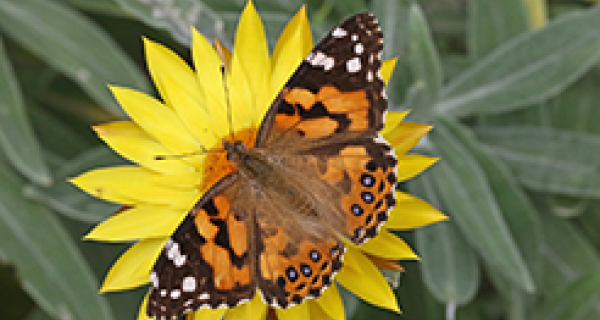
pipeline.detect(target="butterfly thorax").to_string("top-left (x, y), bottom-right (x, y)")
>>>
top-left (224, 139), bottom-right (318, 218)
top-left (224, 140), bottom-right (277, 182)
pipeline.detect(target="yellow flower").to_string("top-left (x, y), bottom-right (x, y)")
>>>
top-left (70, 1), bottom-right (446, 319)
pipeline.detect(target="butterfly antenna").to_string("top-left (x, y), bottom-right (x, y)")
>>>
top-left (221, 65), bottom-right (235, 142)
top-left (154, 148), bottom-right (225, 160)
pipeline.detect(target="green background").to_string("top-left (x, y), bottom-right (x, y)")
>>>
top-left (1, 0), bottom-right (600, 319)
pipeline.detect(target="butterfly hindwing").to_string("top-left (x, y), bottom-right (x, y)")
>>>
top-left (308, 137), bottom-right (397, 244)
top-left (248, 184), bottom-right (345, 308)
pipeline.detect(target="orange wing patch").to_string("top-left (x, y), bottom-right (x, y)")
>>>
top-left (276, 86), bottom-right (372, 139)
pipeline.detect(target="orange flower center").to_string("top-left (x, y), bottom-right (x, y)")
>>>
top-left (201, 127), bottom-right (258, 189)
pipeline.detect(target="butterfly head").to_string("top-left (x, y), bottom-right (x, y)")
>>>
top-left (224, 140), bottom-right (248, 163)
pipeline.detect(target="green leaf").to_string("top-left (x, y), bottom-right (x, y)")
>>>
top-left (467, 0), bottom-right (529, 60)
top-left (332, 0), bottom-right (367, 18)
top-left (448, 119), bottom-right (545, 318)
top-left (61, 0), bottom-right (128, 16)
top-left (26, 309), bottom-right (53, 320)
top-left (531, 271), bottom-right (600, 320)
top-left (550, 74), bottom-right (600, 134)
top-left (0, 38), bottom-right (51, 186)
top-left (476, 126), bottom-right (600, 197)
top-left (28, 147), bottom-right (123, 223)
top-left (578, 201), bottom-right (600, 249)
top-left (27, 100), bottom-right (94, 158)
top-left (430, 117), bottom-right (535, 293)
top-left (547, 195), bottom-right (590, 218)
top-left (436, 7), bottom-right (600, 117)
top-left (454, 124), bottom-right (545, 290)
top-left (535, 208), bottom-right (600, 294)
top-left (0, 0), bottom-right (150, 115)
top-left (116, 0), bottom-right (232, 46)
top-left (412, 175), bottom-right (480, 306)
top-left (113, 0), bottom-right (297, 48)
top-left (406, 3), bottom-right (444, 118)
top-left (0, 166), bottom-right (114, 320)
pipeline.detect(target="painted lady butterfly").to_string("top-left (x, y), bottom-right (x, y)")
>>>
top-left (147, 13), bottom-right (396, 319)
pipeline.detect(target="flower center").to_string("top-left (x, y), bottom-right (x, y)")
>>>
top-left (201, 127), bottom-right (257, 189)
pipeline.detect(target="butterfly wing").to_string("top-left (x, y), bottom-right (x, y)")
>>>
top-left (147, 175), bottom-right (255, 318)
top-left (247, 183), bottom-right (345, 308)
top-left (257, 13), bottom-right (396, 245)
top-left (251, 13), bottom-right (396, 307)
top-left (257, 13), bottom-right (387, 146)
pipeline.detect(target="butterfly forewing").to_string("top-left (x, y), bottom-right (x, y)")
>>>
top-left (147, 176), bottom-right (255, 319)
top-left (258, 13), bottom-right (387, 146)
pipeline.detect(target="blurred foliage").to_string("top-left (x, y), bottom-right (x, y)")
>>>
top-left (0, 0), bottom-right (600, 319)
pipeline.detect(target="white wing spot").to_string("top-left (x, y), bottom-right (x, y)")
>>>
top-left (355, 43), bottom-right (364, 54)
top-left (150, 272), bottom-right (159, 288)
top-left (182, 276), bottom-right (197, 292)
top-left (347, 57), bottom-right (362, 73)
top-left (305, 52), bottom-right (315, 62)
top-left (351, 34), bottom-right (359, 41)
top-left (308, 51), bottom-right (335, 71)
top-left (170, 290), bottom-right (181, 299)
top-left (367, 71), bottom-right (373, 82)
top-left (174, 254), bottom-right (187, 267)
top-left (377, 69), bottom-right (383, 80)
top-left (332, 27), bottom-right (347, 38)
top-left (199, 293), bottom-right (210, 300)
top-left (160, 289), bottom-right (167, 297)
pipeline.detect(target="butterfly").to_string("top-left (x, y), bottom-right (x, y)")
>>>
top-left (147, 13), bottom-right (397, 319)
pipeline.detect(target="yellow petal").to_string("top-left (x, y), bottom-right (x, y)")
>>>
top-left (396, 154), bottom-right (438, 181)
top-left (69, 166), bottom-right (200, 208)
top-left (313, 283), bottom-right (344, 320)
top-left (308, 302), bottom-right (332, 320)
top-left (229, 49), bottom-right (256, 129)
top-left (275, 301), bottom-right (309, 320)
top-left (359, 230), bottom-right (419, 260)
top-left (224, 293), bottom-right (266, 320)
top-left (270, 6), bottom-right (312, 112)
top-left (336, 247), bottom-right (400, 313)
top-left (136, 293), bottom-right (153, 320)
top-left (143, 37), bottom-right (201, 108)
top-left (85, 204), bottom-right (186, 242)
top-left (109, 86), bottom-right (204, 161)
top-left (69, 168), bottom-right (137, 205)
top-left (381, 58), bottom-right (397, 85)
top-left (366, 254), bottom-right (405, 271)
top-left (144, 38), bottom-right (219, 147)
top-left (192, 28), bottom-right (228, 138)
top-left (384, 121), bottom-right (433, 156)
top-left (188, 309), bottom-right (227, 320)
top-left (385, 191), bottom-right (448, 230)
top-left (272, 5), bottom-right (312, 66)
top-left (381, 110), bottom-right (410, 137)
top-left (213, 39), bottom-right (232, 71)
top-left (93, 121), bottom-right (191, 174)
top-left (100, 237), bottom-right (168, 292)
top-left (234, 0), bottom-right (271, 114)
